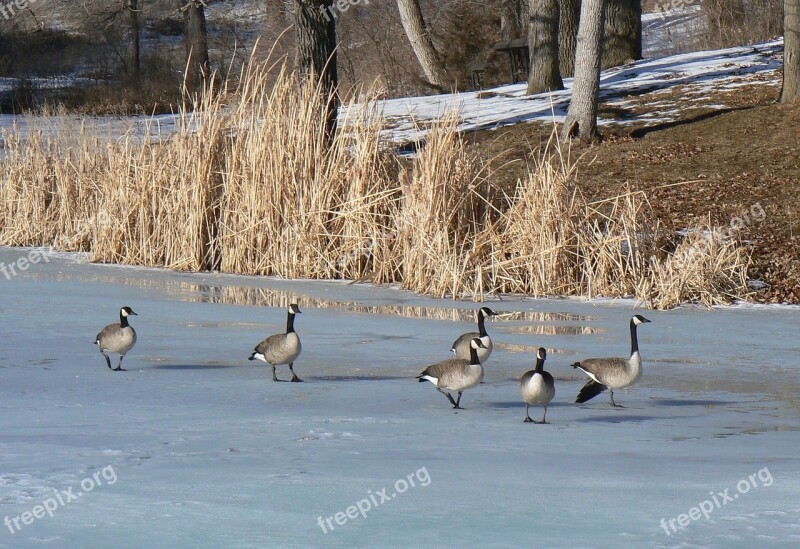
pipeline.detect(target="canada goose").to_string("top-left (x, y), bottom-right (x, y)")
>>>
top-left (249, 303), bottom-right (303, 382)
top-left (572, 315), bottom-right (651, 407)
top-left (520, 347), bottom-right (555, 423)
top-left (451, 307), bottom-right (497, 363)
top-left (417, 338), bottom-right (486, 409)
top-left (95, 306), bottom-right (137, 372)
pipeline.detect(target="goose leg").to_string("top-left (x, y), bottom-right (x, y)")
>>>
top-left (524, 404), bottom-right (534, 422)
top-left (102, 352), bottom-right (112, 370)
top-left (609, 391), bottom-right (623, 408)
top-left (289, 363), bottom-right (303, 383)
top-left (453, 392), bottom-right (464, 409)
top-left (437, 388), bottom-right (457, 408)
top-left (113, 355), bottom-right (127, 372)
top-left (536, 405), bottom-right (549, 424)
top-left (272, 365), bottom-right (283, 382)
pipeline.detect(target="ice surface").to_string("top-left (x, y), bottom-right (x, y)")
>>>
top-left (0, 247), bottom-right (798, 548)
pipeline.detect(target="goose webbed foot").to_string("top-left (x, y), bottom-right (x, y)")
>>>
top-left (289, 364), bottom-right (303, 382)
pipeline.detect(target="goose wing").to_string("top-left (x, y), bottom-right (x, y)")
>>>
top-left (571, 357), bottom-right (627, 385)
top-left (417, 358), bottom-right (469, 384)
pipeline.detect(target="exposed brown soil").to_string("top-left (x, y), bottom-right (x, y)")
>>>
top-left (465, 78), bottom-right (800, 304)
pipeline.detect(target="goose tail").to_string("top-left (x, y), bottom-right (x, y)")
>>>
top-left (575, 380), bottom-right (607, 403)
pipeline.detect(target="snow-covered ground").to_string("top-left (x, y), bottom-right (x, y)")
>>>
top-left (643, 5), bottom-right (707, 59)
top-left (370, 38), bottom-right (782, 144)
top-left (1, 247), bottom-right (798, 548)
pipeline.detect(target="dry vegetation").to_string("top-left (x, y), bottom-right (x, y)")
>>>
top-left (0, 55), bottom-right (754, 309)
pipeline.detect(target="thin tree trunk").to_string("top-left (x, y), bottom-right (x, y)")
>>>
top-left (126, 0), bottom-right (140, 80)
top-left (397, 0), bottom-right (449, 89)
top-left (294, 0), bottom-right (339, 140)
top-left (184, 0), bottom-right (210, 92)
top-left (561, 0), bottom-right (605, 142)
top-left (559, 0), bottom-right (580, 77)
top-left (603, 0), bottom-right (641, 68)
top-left (527, 0), bottom-right (563, 94)
top-left (782, 0), bottom-right (800, 103)
top-left (500, 0), bottom-right (524, 40)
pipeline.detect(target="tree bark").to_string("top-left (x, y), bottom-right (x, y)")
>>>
top-left (294, 0), bottom-right (339, 140)
top-left (602, 0), bottom-right (641, 68)
top-left (526, 0), bottom-right (563, 94)
top-left (184, 0), bottom-right (210, 92)
top-left (126, 0), bottom-right (140, 80)
top-left (397, 0), bottom-right (450, 89)
top-left (782, 0), bottom-right (800, 103)
top-left (500, 0), bottom-right (524, 40)
top-left (561, 0), bottom-right (605, 142)
top-left (559, 0), bottom-right (580, 77)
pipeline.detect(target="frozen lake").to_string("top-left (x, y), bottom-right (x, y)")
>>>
top-left (1, 247), bottom-right (798, 548)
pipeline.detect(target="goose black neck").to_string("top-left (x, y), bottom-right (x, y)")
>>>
top-left (630, 319), bottom-right (639, 356)
top-left (477, 312), bottom-right (488, 338)
top-left (286, 311), bottom-right (296, 334)
top-left (534, 357), bottom-right (545, 373)
top-left (468, 344), bottom-right (481, 366)
top-left (119, 311), bottom-right (129, 329)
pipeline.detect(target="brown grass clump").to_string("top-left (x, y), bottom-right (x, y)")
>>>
top-left (487, 154), bottom-right (581, 296)
top-left (396, 114), bottom-right (490, 298)
top-left (642, 221), bottom-right (753, 309)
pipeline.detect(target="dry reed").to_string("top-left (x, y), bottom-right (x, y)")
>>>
top-left (0, 53), bottom-right (755, 309)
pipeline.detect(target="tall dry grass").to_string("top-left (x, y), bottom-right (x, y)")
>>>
top-left (0, 53), bottom-right (754, 309)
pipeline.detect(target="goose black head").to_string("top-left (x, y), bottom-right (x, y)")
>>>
top-left (120, 306), bottom-right (137, 317)
top-left (536, 347), bottom-right (547, 361)
top-left (632, 314), bottom-right (651, 325)
top-left (289, 303), bottom-right (302, 315)
top-left (479, 307), bottom-right (497, 318)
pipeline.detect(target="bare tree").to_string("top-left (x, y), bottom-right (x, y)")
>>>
top-left (526, 0), bottom-right (563, 94)
top-left (603, 0), bottom-right (641, 68)
top-left (561, 0), bottom-right (605, 142)
top-left (500, 0), bottom-right (525, 40)
top-left (782, 0), bottom-right (800, 102)
top-left (126, 0), bottom-right (141, 79)
top-left (294, 0), bottom-right (339, 140)
top-left (183, 0), bottom-right (210, 92)
top-left (559, 0), bottom-right (580, 77)
top-left (397, 0), bottom-right (449, 89)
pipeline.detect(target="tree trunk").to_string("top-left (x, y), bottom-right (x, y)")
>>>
top-left (561, 0), bottom-right (605, 142)
top-left (603, 0), bottom-right (640, 68)
top-left (294, 0), bottom-right (339, 140)
top-left (126, 0), bottom-right (140, 80)
top-left (397, 0), bottom-right (450, 89)
top-left (184, 0), bottom-right (210, 92)
top-left (500, 0), bottom-right (524, 40)
top-left (559, 0), bottom-right (580, 77)
top-left (782, 0), bottom-right (800, 103)
top-left (526, 0), bottom-right (563, 94)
